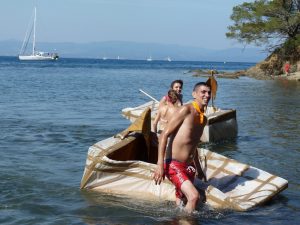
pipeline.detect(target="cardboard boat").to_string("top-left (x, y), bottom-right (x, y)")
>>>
top-left (122, 101), bottom-right (237, 142)
top-left (81, 108), bottom-right (287, 211)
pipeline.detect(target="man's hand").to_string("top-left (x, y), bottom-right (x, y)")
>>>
top-left (153, 164), bottom-right (165, 185)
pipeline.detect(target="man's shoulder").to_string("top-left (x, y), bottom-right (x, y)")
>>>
top-left (182, 102), bottom-right (193, 109)
top-left (179, 104), bottom-right (193, 115)
top-left (159, 96), bottom-right (167, 105)
top-left (160, 95), bottom-right (167, 101)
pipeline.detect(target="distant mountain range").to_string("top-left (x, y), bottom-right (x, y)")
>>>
top-left (0, 39), bottom-right (268, 62)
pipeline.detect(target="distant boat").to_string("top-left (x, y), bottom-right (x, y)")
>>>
top-left (146, 56), bottom-right (152, 61)
top-left (18, 7), bottom-right (58, 61)
top-left (166, 56), bottom-right (172, 62)
top-left (102, 56), bottom-right (107, 60)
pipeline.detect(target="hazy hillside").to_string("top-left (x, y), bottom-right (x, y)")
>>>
top-left (0, 40), bottom-right (267, 62)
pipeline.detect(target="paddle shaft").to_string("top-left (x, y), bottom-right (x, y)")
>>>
top-left (139, 89), bottom-right (159, 103)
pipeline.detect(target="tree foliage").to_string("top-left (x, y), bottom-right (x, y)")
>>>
top-left (226, 0), bottom-right (300, 61)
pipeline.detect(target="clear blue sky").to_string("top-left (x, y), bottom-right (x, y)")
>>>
top-left (0, 0), bottom-right (253, 49)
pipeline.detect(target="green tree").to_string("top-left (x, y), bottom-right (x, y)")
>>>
top-left (226, 0), bottom-right (300, 61)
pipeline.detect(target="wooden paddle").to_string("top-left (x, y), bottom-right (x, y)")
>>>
top-left (206, 70), bottom-right (218, 109)
top-left (139, 89), bottom-right (159, 103)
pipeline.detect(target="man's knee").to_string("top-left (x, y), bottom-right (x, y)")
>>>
top-left (181, 181), bottom-right (199, 202)
top-left (189, 188), bottom-right (199, 203)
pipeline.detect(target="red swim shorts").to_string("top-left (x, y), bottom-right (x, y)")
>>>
top-left (164, 159), bottom-right (196, 199)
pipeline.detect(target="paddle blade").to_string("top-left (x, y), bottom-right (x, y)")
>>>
top-left (206, 75), bottom-right (217, 100)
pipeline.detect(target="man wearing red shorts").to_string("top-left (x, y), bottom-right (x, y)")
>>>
top-left (164, 159), bottom-right (196, 202)
top-left (153, 82), bottom-right (211, 213)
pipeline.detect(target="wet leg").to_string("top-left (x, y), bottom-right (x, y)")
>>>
top-left (180, 180), bottom-right (199, 213)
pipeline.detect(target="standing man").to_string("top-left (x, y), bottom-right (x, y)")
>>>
top-left (153, 82), bottom-right (211, 213)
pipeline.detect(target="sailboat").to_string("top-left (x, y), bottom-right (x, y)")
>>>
top-left (146, 56), bottom-right (152, 61)
top-left (166, 56), bottom-right (172, 62)
top-left (18, 7), bottom-right (58, 61)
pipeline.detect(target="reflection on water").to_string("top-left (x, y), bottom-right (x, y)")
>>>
top-left (79, 191), bottom-right (225, 224)
top-left (157, 217), bottom-right (200, 225)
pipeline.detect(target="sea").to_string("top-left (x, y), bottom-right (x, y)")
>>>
top-left (0, 56), bottom-right (299, 225)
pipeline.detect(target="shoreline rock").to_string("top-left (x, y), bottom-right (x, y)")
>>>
top-left (191, 69), bottom-right (243, 79)
top-left (244, 65), bottom-right (273, 80)
top-left (188, 61), bottom-right (300, 81)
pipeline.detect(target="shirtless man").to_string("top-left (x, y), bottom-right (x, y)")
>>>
top-left (153, 82), bottom-right (211, 213)
top-left (153, 89), bottom-right (179, 133)
top-left (159, 80), bottom-right (183, 107)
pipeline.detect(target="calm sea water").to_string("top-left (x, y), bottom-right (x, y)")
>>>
top-left (0, 56), bottom-right (299, 224)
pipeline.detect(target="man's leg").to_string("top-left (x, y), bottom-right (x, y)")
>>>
top-left (175, 197), bottom-right (182, 206)
top-left (180, 180), bottom-right (199, 213)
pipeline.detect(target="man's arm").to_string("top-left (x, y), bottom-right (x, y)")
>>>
top-left (158, 96), bottom-right (166, 109)
top-left (153, 106), bottom-right (190, 185)
top-left (152, 109), bottom-right (161, 133)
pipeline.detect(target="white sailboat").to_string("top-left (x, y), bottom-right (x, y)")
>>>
top-left (18, 7), bottom-right (58, 61)
top-left (146, 56), bottom-right (152, 61)
top-left (166, 56), bottom-right (172, 62)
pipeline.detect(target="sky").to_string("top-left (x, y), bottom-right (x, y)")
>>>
top-left (0, 0), bottom-right (254, 50)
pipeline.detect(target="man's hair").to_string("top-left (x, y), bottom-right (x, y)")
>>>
top-left (193, 82), bottom-right (210, 91)
top-left (170, 80), bottom-right (183, 89)
top-left (167, 89), bottom-right (179, 104)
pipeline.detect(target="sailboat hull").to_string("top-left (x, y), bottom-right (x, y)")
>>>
top-left (18, 54), bottom-right (58, 61)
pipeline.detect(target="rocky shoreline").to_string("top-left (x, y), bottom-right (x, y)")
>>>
top-left (191, 64), bottom-right (300, 81)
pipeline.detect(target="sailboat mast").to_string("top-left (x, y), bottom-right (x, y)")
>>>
top-left (32, 7), bottom-right (36, 55)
